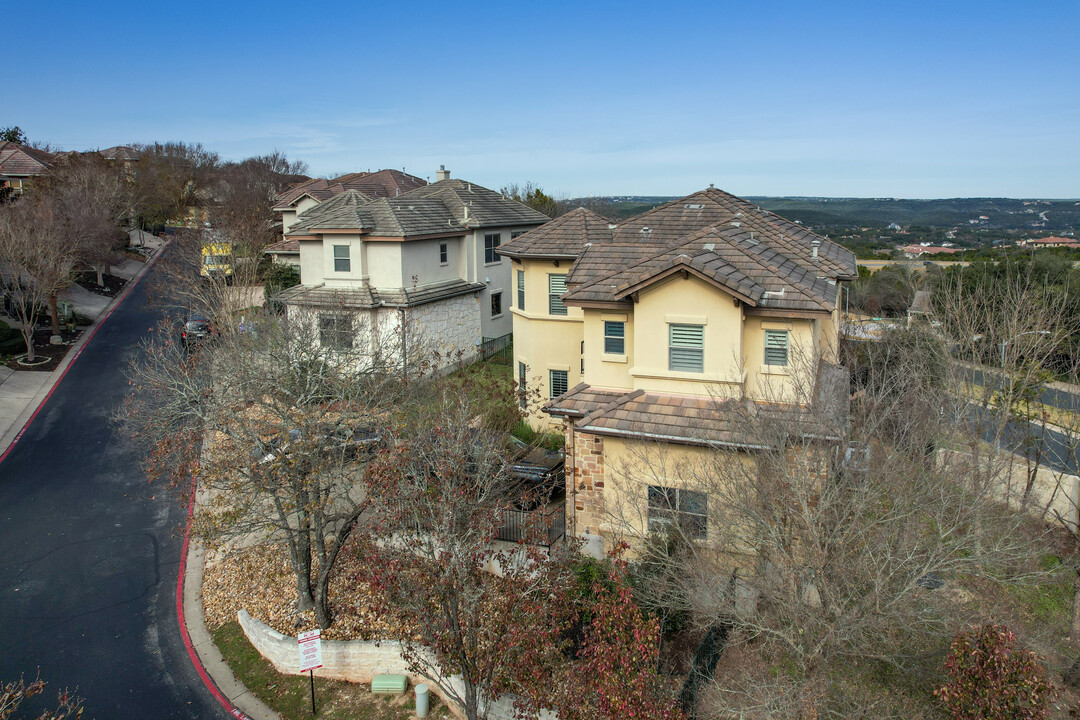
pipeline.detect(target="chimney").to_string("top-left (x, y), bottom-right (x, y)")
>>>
top-left (811, 239), bottom-right (821, 259)
top-left (436, 165), bottom-right (450, 182)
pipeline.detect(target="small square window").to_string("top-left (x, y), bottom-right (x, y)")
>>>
top-left (549, 369), bottom-right (568, 399)
top-left (439, 242), bottom-right (448, 264)
top-left (764, 329), bottom-right (789, 366)
top-left (333, 245), bottom-right (350, 272)
top-left (484, 233), bottom-right (501, 264)
top-left (491, 291), bottom-right (502, 318)
top-left (604, 321), bottom-right (625, 354)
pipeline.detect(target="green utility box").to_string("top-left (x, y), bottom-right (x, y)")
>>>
top-left (372, 674), bottom-right (408, 695)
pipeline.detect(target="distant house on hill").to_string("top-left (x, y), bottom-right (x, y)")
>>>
top-left (898, 244), bottom-right (962, 258)
top-left (1025, 236), bottom-right (1080, 249)
top-left (0, 142), bottom-right (54, 194)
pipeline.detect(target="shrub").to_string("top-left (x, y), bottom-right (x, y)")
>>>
top-left (935, 624), bottom-right (1054, 720)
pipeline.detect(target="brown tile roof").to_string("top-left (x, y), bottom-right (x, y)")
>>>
top-left (274, 278), bottom-right (484, 309)
top-left (0, 142), bottom-right (54, 177)
top-left (498, 207), bottom-right (616, 258)
top-left (399, 179), bottom-right (552, 229)
top-left (264, 239), bottom-right (299, 255)
top-left (273, 169), bottom-right (427, 210)
top-left (287, 191), bottom-right (466, 237)
top-left (546, 381), bottom-right (844, 447)
top-left (99, 145), bottom-right (140, 161)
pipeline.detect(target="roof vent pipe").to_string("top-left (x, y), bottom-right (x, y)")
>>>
top-left (436, 165), bottom-right (450, 182)
top-left (811, 239), bottom-right (821, 259)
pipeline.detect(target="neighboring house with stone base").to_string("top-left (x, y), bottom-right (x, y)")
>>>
top-left (273, 172), bottom-right (550, 372)
top-left (497, 187), bottom-right (857, 553)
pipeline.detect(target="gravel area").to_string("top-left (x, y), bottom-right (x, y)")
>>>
top-left (201, 541), bottom-right (401, 641)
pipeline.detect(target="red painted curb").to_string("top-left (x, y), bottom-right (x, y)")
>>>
top-left (176, 482), bottom-right (253, 720)
top-left (0, 244), bottom-right (164, 466)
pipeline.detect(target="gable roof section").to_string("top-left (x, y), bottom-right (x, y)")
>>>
top-left (273, 169), bottom-right (427, 210)
top-left (400, 179), bottom-right (552, 228)
top-left (286, 190), bottom-right (375, 233)
top-left (498, 207), bottom-right (615, 259)
top-left (287, 191), bottom-right (466, 238)
top-left (0, 142), bottom-right (54, 177)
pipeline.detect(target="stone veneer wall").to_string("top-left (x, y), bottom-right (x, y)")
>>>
top-left (236, 610), bottom-right (553, 720)
top-left (403, 292), bottom-right (482, 370)
top-left (572, 430), bottom-right (606, 537)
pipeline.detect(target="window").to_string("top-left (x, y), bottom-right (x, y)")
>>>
top-left (511, 231), bottom-right (525, 240)
top-left (549, 369), bottom-right (568, 399)
top-left (516, 270), bottom-right (525, 311)
top-left (669, 324), bottom-right (704, 372)
top-left (604, 321), bottom-right (625, 354)
top-left (648, 486), bottom-right (707, 539)
top-left (764, 329), bottom-right (789, 366)
top-left (333, 245), bottom-right (350, 272)
top-left (518, 362), bottom-right (527, 409)
top-left (319, 313), bottom-right (353, 351)
top-left (548, 274), bottom-right (568, 316)
top-left (484, 233), bottom-right (501, 264)
top-left (439, 242), bottom-right (448, 264)
top-left (490, 291), bottom-right (502, 317)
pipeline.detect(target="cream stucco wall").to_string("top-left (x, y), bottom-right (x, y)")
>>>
top-left (299, 240), bottom-right (324, 285)
top-left (743, 316), bottom-right (816, 404)
top-left (365, 241), bottom-right (402, 288)
top-left (320, 234), bottom-right (366, 288)
top-left (628, 275), bottom-right (744, 399)
top-left (582, 309), bottom-right (634, 391)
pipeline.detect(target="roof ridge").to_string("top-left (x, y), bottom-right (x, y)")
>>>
top-left (578, 388), bottom-right (645, 425)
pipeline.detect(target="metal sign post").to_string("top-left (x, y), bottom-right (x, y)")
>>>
top-left (298, 629), bottom-right (323, 715)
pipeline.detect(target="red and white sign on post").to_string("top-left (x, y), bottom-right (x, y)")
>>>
top-left (298, 629), bottom-right (323, 672)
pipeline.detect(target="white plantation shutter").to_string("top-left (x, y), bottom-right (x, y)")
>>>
top-left (764, 330), bottom-right (789, 366)
top-left (549, 369), bottom-right (568, 398)
top-left (669, 324), bottom-right (704, 372)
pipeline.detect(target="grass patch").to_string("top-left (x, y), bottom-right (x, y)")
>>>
top-left (1007, 565), bottom-right (1074, 627)
top-left (210, 620), bottom-right (451, 719)
top-left (511, 420), bottom-right (564, 451)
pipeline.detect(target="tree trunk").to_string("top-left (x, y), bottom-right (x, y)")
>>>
top-left (95, 266), bottom-right (105, 287)
top-left (678, 619), bottom-right (732, 719)
top-left (47, 294), bottom-right (60, 336)
top-left (313, 566), bottom-right (333, 630)
top-left (21, 327), bottom-right (34, 362)
top-left (287, 527), bottom-right (315, 612)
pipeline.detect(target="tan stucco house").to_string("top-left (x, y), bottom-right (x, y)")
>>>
top-left (273, 172), bottom-right (550, 370)
top-left (498, 187), bottom-right (857, 551)
top-left (0, 142), bottom-right (54, 195)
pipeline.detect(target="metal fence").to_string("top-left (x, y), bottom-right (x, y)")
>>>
top-left (496, 503), bottom-right (566, 547)
top-left (479, 333), bottom-right (513, 363)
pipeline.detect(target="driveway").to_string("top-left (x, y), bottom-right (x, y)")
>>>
top-left (0, 268), bottom-right (229, 719)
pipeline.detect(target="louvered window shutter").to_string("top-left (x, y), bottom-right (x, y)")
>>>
top-left (668, 324), bottom-right (704, 372)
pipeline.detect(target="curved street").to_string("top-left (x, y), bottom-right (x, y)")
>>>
top-left (0, 269), bottom-right (229, 719)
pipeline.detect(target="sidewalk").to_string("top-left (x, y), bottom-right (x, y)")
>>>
top-left (0, 232), bottom-right (166, 460)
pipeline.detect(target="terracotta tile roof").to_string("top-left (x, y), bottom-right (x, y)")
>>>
top-left (264, 239), bottom-right (299, 255)
top-left (399, 179), bottom-right (552, 229)
top-left (274, 278), bottom-right (484, 309)
top-left (99, 145), bottom-right (140, 161)
top-left (543, 383), bottom-right (628, 417)
top-left (0, 142), bottom-right (54, 177)
top-left (273, 169), bottom-right (427, 210)
top-left (498, 207), bottom-right (616, 258)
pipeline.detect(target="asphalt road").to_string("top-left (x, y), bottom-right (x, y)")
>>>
top-left (0, 271), bottom-right (229, 719)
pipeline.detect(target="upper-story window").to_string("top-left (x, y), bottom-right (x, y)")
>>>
top-left (439, 242), bottom-right (448, 265)
top-left (490, 291), bottom-right (502, 318)
top-left (549, 369), bottom-right (568, 399)
top-left (604, 321), bottom-right (625, 354)
top-left (764, 329), bottom-right (790, 366)
top-left (511, 231), bottom-right (525, 240)
top-left (669, 324), bottom-right (704, 372)
top-left (333, 245), bottom-right (351, 272)
top-left (484, 233), bottom-right (501, 264)
top-left (516, 270), bottom-right (525, 311)
top-left (548, 274), bottom-right (568, 316)
top-left (648, 485), bottom-right (707, 539)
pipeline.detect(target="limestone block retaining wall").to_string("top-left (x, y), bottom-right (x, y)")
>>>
top-left (237, 610), bottom-right (552, 720)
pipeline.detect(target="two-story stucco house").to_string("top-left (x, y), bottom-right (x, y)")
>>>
top-left (274, 172), bottom-right (551, 370)
top-left (0, 142), bottom-right (54, 195)
top-left (498, 187), bottom-right (857, 550)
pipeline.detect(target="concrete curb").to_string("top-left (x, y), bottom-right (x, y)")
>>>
top-left (0, 244), bottom-right (164, 462)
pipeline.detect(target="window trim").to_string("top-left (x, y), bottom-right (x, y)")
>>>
top-left (332, 244), bottom-right (351, 273)
top-left (668, 323), bottom-right (704, 372)
top-left (490, 291), bottom-right (503, 318)
top-left (484, 233), bottom-right (502, 265)
top-left (548, 273), bottom-right (568, 316)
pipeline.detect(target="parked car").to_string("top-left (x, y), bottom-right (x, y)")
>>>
top-left (181, 312), bottom-right (213, 346)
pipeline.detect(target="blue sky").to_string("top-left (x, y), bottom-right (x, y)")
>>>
top-left (8, 0), bottom-right (1079, 198)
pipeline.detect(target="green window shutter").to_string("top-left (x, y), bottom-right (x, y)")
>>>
top-left (548, 274), bottom-right (568, 316)
top-left (764, 329), bottom-right (789, 366)
top-left (604, 321), bottom-right (625, 354)
top-left (669, 324), bottom-right (704, 372)
top-left (517, 270), bottom-right (525, 311)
